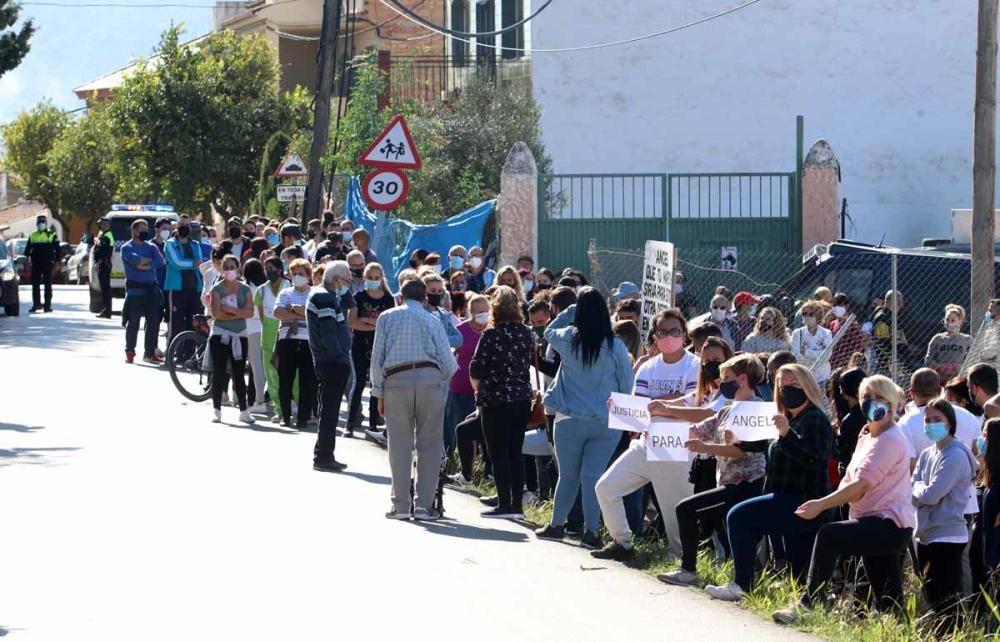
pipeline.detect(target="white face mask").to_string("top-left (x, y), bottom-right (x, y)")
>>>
top-left (37, 223), bottom-right (46, 231)
top-left (524, 280), bottom-right (534, 291)
top-left (474, 312), bottom-right (490, 325)
top-left (292, 274), bottom-right (310, 288)
top-left (342, 231), bottom-right (353, 242)
top-left (432, 264), bottom-right (443, 274)
top-left (832, 305), bottom-right (846, 318)
top-left (946, 320), bottom-right (962, 333)
top-left (159, 229), bottom-right (171, 241)
top-left (469, 256), bottom-right (483, 269)
top-left (711, 309), bottom-right (726, 323)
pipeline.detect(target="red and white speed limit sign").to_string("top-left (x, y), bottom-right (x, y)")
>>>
top-left (362, 168), bottom-right (409, 211)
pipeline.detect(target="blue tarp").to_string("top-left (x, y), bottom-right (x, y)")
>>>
top-left (343, 176), bottom-right (496, 292)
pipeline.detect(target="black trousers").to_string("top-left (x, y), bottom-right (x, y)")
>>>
top-left (98, 265), bottom-right (112, 314)
top-left (347, 342), bottom-right (379, 430)
top-left (314, 360), bottom-right (350, 464)
top-left (457, 411), bottom-right (485, 480)
top-left (169, 288), bottom-right (201, 343)
top-left (676, 479), bottom-right (763, 572)
top-left (480, 401), bottom-right (531, 512)
top-left (209, 335), bottom-right (248, 411)
top-left (805, 517), bottom-right (912, 611)
top-left (277, 338), bottom-right (315, 425)
top-left (31, 260), bottom-right (52, 309)
top-left (125, 292), bottom-right (162, 357)
top-left (918, 541), bottom-right (966, 626)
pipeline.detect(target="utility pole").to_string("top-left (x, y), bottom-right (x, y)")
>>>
top-left (973, 0), bottom-right (998, 330)
top-left (304, 0), bottom-right (343, 222)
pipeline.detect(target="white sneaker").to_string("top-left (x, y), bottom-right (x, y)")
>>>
top-left (248, 403), bottom-right (269, 414)
top-left (657, 569), bottom-right (699, 587)
top-left (365, 429), bottom-right (387, 446)
top-left (271, 414), bottom-right (283, 423)
top-left (522, 491), bottom-right (539, 507)
top-left (705, 582), bottom-right (746, 602)
top-left (238, 410), bottom-right (256, 424)
top-left (448, 472), bottom-right (474, 488)
top-left (212, 409), bottom-right (222, 423)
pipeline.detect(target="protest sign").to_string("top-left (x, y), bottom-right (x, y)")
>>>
top-left (608, 393), bottom-right (650, 432)
top-left (726, 400), bottom-right (779, 441)
top-left (646, 420), bottom-right (689, 462)
top-left (640, 240), bottom-right (675, 338)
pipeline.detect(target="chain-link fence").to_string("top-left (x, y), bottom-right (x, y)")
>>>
top-left (588, 242), bottom-right (985, 388)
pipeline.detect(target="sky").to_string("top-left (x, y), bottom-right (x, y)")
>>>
top-left (0, 3), bottom-right (214, 127)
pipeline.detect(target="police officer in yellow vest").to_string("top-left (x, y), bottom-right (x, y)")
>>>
top-left (94, 216), bottom-right (115, 318)
top-left (25, 214), bottom-right (59, 313)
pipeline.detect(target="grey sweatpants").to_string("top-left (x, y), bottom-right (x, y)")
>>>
top-left (383, 367), bottom-right (446, 513)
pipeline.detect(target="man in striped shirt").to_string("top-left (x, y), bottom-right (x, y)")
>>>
top-left (371, 276), bottom-right (458, 521)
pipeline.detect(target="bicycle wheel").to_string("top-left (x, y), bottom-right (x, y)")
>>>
top-left (167, 330), bottom-right (213, 402)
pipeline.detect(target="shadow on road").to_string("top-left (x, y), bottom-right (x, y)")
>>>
top-left (340, 470), bottom-right (391, 485)
top-left (0, 422), bottom-right (45, 433)
top-left (411, 520), bottom-right (529, 543)
top-left (0, 314), bottom-right (114, 352)
top-left (0, 446), bottom-right (81, 467)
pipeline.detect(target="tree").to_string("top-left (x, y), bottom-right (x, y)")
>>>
top-left (0, 99), bottom-right (69, 226)
top-left (0, 0), bottom-right (33, 79)
top-left (111, 27), bottom-right (309, 218)
top-left (47, 106), bottom-right (119, 232)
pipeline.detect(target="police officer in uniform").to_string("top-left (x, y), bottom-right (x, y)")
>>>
top-left (25, 214), bottom-right (59, 313)
top-left (94, 216), bottom-right (115, 318)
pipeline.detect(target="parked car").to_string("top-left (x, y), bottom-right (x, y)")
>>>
top-left (6, 238), bottom-right (29, 282)
top-left (88, 205), bottom-right (179, 313)
top-left (0, 239), bottom-right (20, 316)
top-left (66, 241), bottom-right (91, 285)
top-left (53, 242), bottom-right (73, 284)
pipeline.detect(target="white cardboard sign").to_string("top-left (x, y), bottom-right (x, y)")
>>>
top-left (646, 420), bottom-right (690, 462)
top-left (726, 400), bottom-right (779, 441)
top-left (608, 392), bottom-right (651, 432)
top-left (640, 240), bottom-right (675, 338)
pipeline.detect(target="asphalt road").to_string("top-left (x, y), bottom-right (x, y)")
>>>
top-left (0, 286), bottom-right (813, 641)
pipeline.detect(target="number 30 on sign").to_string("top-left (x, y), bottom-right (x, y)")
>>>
top-left (362, 168), bottom-right (409, 211)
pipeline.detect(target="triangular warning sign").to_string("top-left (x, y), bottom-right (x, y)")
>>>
top-left (358, 115), bottom-right (422, 170)
top-left (275, 153), bottom-right (308, 178)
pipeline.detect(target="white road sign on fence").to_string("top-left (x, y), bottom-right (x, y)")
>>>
top-left (277, 185), bottom-right (306, 202)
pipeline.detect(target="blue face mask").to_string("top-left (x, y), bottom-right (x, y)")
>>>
top-left (282, 260), bottom-right (289, 273)
top-left (267, 234), bottom-right (279, 245)
top-left (450, 256), bottom-right (464, 269)
top-left (978, 436), bottom-right (988, 456)
top-left (336, 285), bottom-right (349, 297)
top-left (365, 279), bottom-right (381, 290)
top-left (862, 399), bottom-right (889, 422)
top-left (924, 421), bottom-right (949, 443)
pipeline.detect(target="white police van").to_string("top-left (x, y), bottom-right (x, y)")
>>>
top-left (88, 204), bottom-right (178, 313)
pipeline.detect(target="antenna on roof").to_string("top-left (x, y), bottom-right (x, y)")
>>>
top-left (876, 233), bottom-right (886, 248)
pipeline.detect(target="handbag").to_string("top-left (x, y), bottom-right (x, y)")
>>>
top-left (527, 347), bottom-right (547, 429)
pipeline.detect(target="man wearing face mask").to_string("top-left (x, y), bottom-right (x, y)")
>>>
top-left (164, 215), bottom-right (204, 344)
top-left (313, 228), bottom-right (346, 263)
top-left (444, 245), bottom-right (467, 281)
top-left (226, 217), bottom-right (248, 259)
top-left (120, 219), bottom-right (165, 364)
top-left (25, 214), bottom-right (59, 313)
top-left (340, 220), bottom-right (356, 249)
top-left (466, 246), bottom-right (495, 293)
top-left (305, 261), bottom-right (354, 472)
top-left (422, 273), bottom-right (463, 349)
top-left (94, 216), bottom-right (115, 318)
top-left (346, 250), bottom-right (367, 295)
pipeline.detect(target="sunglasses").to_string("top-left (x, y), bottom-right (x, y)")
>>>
top-left (654, 328), bottom-right (684, 338)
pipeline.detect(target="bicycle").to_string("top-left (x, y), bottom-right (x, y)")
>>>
top-left (166, 314), bottom-right (213, 402)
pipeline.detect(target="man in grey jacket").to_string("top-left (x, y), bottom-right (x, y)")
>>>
top-left (306, 261), bottom-right (355, 472)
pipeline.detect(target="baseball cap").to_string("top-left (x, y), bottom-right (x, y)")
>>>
top-left (613, 281), bottom-right (639, 299)
top-left (734, 291), bottom-right (761, 307)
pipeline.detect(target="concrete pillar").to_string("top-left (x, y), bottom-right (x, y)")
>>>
top-left (801, 139), bottom-right (841, 251)
top-left (498, 142), bottom-right (538, 267)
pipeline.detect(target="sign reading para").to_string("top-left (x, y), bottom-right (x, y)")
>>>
top-left (640, 240), bottom-right (675, 337)
top-left (646, 420), bottom-right (689, 462)
top-left (358, 115), bottom-right (423, 170)
top-left (362, 168), bottom-right (410, 211)
top-left (608, 393), bottom-right (651, 432)
top-left (726, 400), bottom-right (779, 442)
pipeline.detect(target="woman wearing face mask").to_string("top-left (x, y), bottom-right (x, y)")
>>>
top-left (449, 271), bottom-right (468, 294)
top-left (209, 256), bottom-right (255, 424)
top-left (534, 268), bottom-right (556, 295)
top-left (706, 364), bottom-right (832, 602)
top-left (659, 354), bottom-right (769, 587)
top-left (346, 263), bottom-right (394, 438)
top-left (448, 295), bottom-right (492, 485)
top-left (272, 258), bottom-right (316, 429)
top-left (827, 293), bottom-right (867, 370)
top-left (740, 306), bottom-right (792, 355)
top-left (519, 269), bottom-right (535, 300)
top-left (706, 294), bottom-right (739, 348)
top-left (256, 257), bottom-right (290, 420)
top-left (925, 304), bottom-right (972, 381)
top-left (534, 288), bottom-right (634, 548)
top-left (590, 309), bottom-right (701, 560)
top-left (910, 399), bottom-right (978, 631)
top-left (264, 226), bottom-right (281, 248)
top-left (791, 301), bottom-right (834, 386)
top-left (242, 259), bottom-right (270, 414)
top-left (769, 375), bottom-right (913, 624)
top-left (980, 419), bottom-right (1000, 576)
top-left (650, 336), bottom-right (734, 422)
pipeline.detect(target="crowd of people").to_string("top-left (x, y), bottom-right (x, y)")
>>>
top-left (101, 210), bottom-right (1000, 635)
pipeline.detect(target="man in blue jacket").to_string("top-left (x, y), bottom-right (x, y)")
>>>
top-left (121, 219), bottom-right (165, 364)
top-left (164, 215), bottom-right (204, 344)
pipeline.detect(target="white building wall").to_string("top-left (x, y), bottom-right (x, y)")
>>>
top-left (532, 0), bottom-right (983, 247)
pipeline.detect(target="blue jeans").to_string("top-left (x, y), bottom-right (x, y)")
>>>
top-left (727, 492), bottom-right (819, 591)
top-left (444, 391), bottom-right (476, 458)
top-left (551, 416), bottom-right (619, 534)
top-left (124, 291), bottom-right (162, 356)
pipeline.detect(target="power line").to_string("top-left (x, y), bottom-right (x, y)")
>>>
top-left (21, 0), bottom-right (303, 8)
top-left (378, 0), bottom-right (764, 54)
top-left (383, 0), bottom-right (553, 39)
